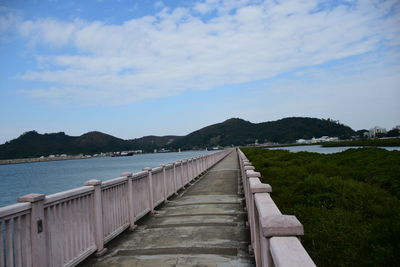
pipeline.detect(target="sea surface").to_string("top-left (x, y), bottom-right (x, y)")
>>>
top-left (0, 150), bottom-right (213, 208)
top-left (266, 145), bottom-right (400, 154)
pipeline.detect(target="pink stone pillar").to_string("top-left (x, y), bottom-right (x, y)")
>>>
top-left (18, 193), bottom-right (47, 267)
top-left (121, 172), bottom-right (136, 229)
top-left (172, 162), bottom-right (178, 195)
top-left (160, 165), bottom-right (168, 202)
top-left (180, 160), bottom-right (186, 188)
top-left (84, 179), bottom-right (107, 256)
top-left (143, 168), bottom-right (154, 212)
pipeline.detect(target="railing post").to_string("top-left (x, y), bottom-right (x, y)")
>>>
top-left (192, 158), bottom-right (195, 178)
top-left (200, 155), bottom-right (204, 173)
top-left (188, 158), bottom-right (193, 182)
top-left (246, 170), bottom-right (262, 240)
top-left (160, 165), bottom-right (168, 202)
top-left (121, 172), bottom-right (136, 230)
top-left (84, 179), bottom-right (107, 256)
top-left (172, 162), bottom-right (178, 195)
top-left (143, 168), bottom-right (154, 213)
top-left (199, 156), bottom-right (203, 175)
top-left (186, 159), bottom-right (190, 184)
top-left (180, 160), bottom-right (186, 188)
top-left (18, 193), bottom-right (47, 267)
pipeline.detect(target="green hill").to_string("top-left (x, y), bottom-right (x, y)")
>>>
top-left (0, 131), bottom-right (133, 159)
top-left (0, 130), bottom-right (183, 159)
top-left (257, 117), bottom-right (355, 143)
top-left (171, 118), bottom-right (257, 149)
top-left (171, 117), bottom-right (355, 149)
top-left (0, 131), bottom-right (74, 159)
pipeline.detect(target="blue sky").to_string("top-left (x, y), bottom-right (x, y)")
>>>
top-left (0, 0), bottom-right (399, 144)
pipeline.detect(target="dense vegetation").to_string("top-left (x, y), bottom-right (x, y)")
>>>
top-left (172, 117), bottom-right (355, 149)
top-left (0, 117), bottom-right (356, 159)
top-left (242, 147), bottom-right (400, 267)
top-left (322, 138), bottom-right (400, 147)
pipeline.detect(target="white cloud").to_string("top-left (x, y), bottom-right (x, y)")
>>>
top-left (18, 19), bottom-right (84, 47)
top-left (13, 0), bottom-right (400, 105)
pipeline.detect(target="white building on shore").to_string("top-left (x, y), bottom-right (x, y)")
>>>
top-left (369, 126), bottom-right (387, 137)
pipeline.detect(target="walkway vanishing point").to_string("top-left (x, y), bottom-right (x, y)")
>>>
top-left (84, 151), bottom-right (254, 266)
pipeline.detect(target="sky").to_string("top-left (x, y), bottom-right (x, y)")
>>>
top-left (0, 0), bottom-right (399, 144)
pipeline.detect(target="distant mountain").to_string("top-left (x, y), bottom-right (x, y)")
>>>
top-left (0, 131), bottom-right (183, 159)
top-left (170, 118), bottom-right (257, 149)
top-left (0, 117), bottom-right (356, 160)
top-left (257, 117), bottom-right (355, 143)
top-left (170, 117), bottom-right (355, 149)
top-left (72, 131), bottom-right (132, 154)
top-left (0, 131), bottom-right (133, 159)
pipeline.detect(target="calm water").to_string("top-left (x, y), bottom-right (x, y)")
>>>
top-left (0, 151), bottom-right (213, 207)
top-left (267, 145), bottom-right (400, 154)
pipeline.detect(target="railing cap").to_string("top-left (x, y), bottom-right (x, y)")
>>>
top-left (270, 236), bottom-right (316, 267)
top-left (85, 179), bottom-right (102, 186)
top-left (246, 169), bottom-right (261, 178)
top-left (142, 167), bottom-right (152, 171)
top-left (249, 178), bottom-right (272, 193)
top-left (261, 214), bottom-right (304, 237)
top-left (244, 165), bottom-right (255, 171)
top-left (120, 172), bottom-right (133, 178)
top-left (18, 193), bottom-right (45, 203)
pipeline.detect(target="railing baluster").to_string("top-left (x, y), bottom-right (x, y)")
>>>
top-left (0, 219), bottom-right (4, 267)
top-left (5, 219), bottom-right (13, 267)
top-left (84, 179), bottom-right (107, 256)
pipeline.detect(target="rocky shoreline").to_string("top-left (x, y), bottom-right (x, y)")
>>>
top-left (0, 155), bottom-right (93, 165)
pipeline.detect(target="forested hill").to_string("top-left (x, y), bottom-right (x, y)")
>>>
top-left (170, 117), bottom-right (355, 149)
top-left (0, 131), bottom-right (133, 159)
top-left (0, 117), bottom-right (355, 159)
top-left (257, 117), bottom-right (355, 143)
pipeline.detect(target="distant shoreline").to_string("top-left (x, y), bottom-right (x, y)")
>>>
top-left (0, 155), bottom-right (94, 165)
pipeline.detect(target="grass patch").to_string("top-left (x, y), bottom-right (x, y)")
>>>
top-left (242, 147), bottom-right (400, 267)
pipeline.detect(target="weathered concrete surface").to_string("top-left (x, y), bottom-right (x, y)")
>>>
top-left (82, 151), bottom-right (254, 266)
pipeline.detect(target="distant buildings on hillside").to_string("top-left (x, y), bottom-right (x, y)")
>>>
top-left (296, 136), bottom-right (339, 144)
top-left (368, 126), bottom-right (387, 138)
top-left (294, 125), bottom-right (400, 144)
top-left (368, 125), bottom-right (400, 138)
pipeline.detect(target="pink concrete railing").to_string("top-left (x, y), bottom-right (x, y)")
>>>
top-left (238, 148), bottom-right (316, 267)
top-left (0, 149), bottom-right (232, 267)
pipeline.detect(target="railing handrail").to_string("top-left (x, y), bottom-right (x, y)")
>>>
top-left (237, 148), bottom-right (316, 267)
top-left (44, 186), bottom-right (93, 206)
top-left (0, 202), bottom-right (31, 218)
top-left (0, 149), bottom-right (233, 267)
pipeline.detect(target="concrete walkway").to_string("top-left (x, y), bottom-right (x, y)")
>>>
top-left (83, 151), bottom-right (254, 267)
